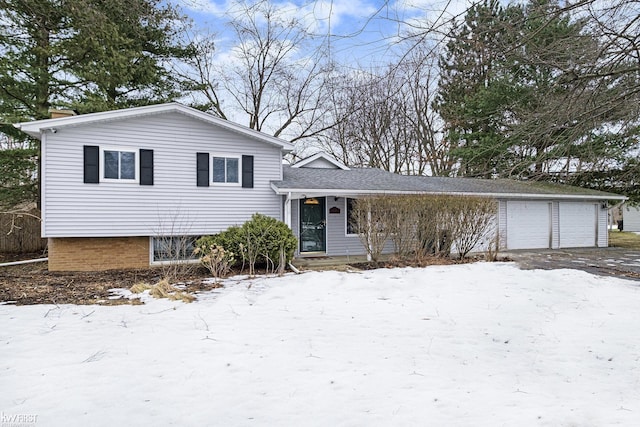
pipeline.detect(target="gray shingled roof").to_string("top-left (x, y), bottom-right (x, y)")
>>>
top-left (271, 166), bottom-right (626, 200)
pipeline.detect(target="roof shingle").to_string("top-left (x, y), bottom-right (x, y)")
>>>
top-left (272, 166), bottom-right (625, 200)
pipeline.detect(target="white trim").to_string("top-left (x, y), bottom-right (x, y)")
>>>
top-left (211, 154), bottom-right (241, 186)
top-left (99, 147), bottom-right (139, 183)
top-left (15, 102), bottom-right (294, 151)
top-left (291, 152), bottom-right (350, 170)
top-left (270, 185), bottom-right (628, 201)
top-left (40, 132), bottom-right (47, 237)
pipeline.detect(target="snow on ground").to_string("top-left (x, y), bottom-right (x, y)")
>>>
top-left (2, 262), bottom-right (640, 426)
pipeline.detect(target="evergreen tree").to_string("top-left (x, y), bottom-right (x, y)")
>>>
top-left (0, 0), bottom-right (193, 209)
top-left (0, 0), bottom-right (192, 119)
top-left (434, 0), bottom-right (523, 178)
top-left (435, 0), bottom-right (639, 191)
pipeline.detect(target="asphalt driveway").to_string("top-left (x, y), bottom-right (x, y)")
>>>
top-left (505, 247), bottom-right (640, 282)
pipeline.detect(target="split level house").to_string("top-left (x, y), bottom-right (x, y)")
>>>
top-left (16, 103), bottom-right (627, 271)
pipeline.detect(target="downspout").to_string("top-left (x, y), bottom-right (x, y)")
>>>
top-left (366, 201), bottom-right (372, 262)
top-left (284, 192), bottom-right (292, 229)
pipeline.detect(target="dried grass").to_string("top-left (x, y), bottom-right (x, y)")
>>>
top-left (130, 279), bottom-right (195, 303)
top-left (130, 282), bottom-right (153, 293)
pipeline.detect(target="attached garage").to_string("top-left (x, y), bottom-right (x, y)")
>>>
top-left (506, 201), bottom-right (552, 249)
top-left (502, 198), bottom-right (610, 251)
top-left (559, 202), bottom-right (598, 248)
top-left (271, 152), bottom-right (627, 254)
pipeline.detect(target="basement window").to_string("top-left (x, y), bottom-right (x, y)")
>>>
top-left (151, 236), bottom-right (199, 263)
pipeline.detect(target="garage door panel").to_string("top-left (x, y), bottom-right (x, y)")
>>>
top-left (559, 203), bottom-right (596, 248)
top-left (506, 201), bottom-right (551, 250)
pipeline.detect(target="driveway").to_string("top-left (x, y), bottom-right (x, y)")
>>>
top-left (504, 247), bottom-right (640, 282)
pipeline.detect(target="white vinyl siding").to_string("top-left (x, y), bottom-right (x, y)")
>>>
top-left (623, 205), bottom-right (640, 232)
top-left (42, 113), bottom-right (283, 237)
top-left (498, 200), bottom-right (507, 250)
top-left (559, 202), bottom-right (598, 248)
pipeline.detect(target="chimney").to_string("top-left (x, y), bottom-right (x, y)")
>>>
top-left (49, 109), bottom-right (77, 119)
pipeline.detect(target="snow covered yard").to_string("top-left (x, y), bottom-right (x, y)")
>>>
top-left (2, 262), bottom-right (640, 426)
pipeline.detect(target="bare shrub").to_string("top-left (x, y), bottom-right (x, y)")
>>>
top-left (415, 195), bottom-right (455, 257)
top-left (152, 234), bottom-right (199, 281)
top-left (388, 196), bottom-right (420, 258)
top-left (447, 197), bottom-right (497, 259)
top-left (351, 197), bottom-right (394, 262)
top-left (485, 232), bottom-right (500, 262)
top-left (153, 210), bottom-right (198, 282)
top-left (352, 194), bottom-right (497, 261)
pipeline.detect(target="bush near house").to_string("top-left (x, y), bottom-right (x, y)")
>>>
top-left (196, 214), bottom-right (297, 277)
top-left (351, 195), bottom-right (497, 261)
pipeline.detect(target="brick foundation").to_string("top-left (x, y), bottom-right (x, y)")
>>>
top-left (48, 237), bottom-right (150, 271)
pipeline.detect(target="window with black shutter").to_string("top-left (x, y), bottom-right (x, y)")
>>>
top-left (197, 152), bottom-right (209, 187)
top-left (140, 149), bottom-right (154, 185)
top-left (242, 155), bottom-right (254, 188)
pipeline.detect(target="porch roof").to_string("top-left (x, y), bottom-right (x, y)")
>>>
top-left (271, 166), bottom-right (626, 201)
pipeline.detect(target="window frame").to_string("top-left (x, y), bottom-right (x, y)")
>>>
top-left (149, 236), bottom-right (200, 265)
top-left (100, 147), bottom-right (139, 183)
top-left (212, 155), bottom-right (242, 186)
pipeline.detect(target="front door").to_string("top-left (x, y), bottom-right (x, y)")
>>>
top-left (300, 197), bottom-right (326, 253)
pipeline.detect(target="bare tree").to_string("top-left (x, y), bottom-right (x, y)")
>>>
top-left (317, 46), bottom-right (454, 177)
top-left (178, 0), bottom-right (335, 144)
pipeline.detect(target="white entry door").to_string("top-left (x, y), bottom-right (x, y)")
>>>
top-left (506, 201), bottom-right (551, 250)
top-left (559, 202), bottom-right (597, 248)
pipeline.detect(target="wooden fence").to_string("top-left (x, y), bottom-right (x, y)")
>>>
top-left (0, 210), bottom-right (47, 253)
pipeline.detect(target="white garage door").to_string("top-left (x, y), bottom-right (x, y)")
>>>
top-left (559, 202), bottom-right (597, 248)
top-left (506, 201), bottom-right (551, 249)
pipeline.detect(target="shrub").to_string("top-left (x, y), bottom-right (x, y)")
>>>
top-left (351, 194), bottom-right (497, 261)
top-left (351, 197), bottom-right (394, 262)
top-left (447, 196), bottom-right (497, 259)
top-left (197, 226), bottom-right (244, 261)
top-left (193, 242), bottom-right (235, 282)
top-left (196, 214), bottom-right (297, 276)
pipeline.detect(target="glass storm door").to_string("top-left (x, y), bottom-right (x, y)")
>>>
top-left (300, 197), bottom-right (326, 253)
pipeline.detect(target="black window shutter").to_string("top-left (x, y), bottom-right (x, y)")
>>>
top-left (83, 145), bottom-right (99, 183)
top-left (242, 155), bottom-right (254, 188)
top-left (197, 152), bottom-right (209, 187)
top-left (140, 149), bottom-right (154, 185)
